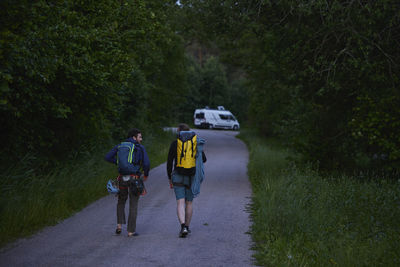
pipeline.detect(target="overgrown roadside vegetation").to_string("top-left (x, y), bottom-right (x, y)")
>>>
top-left (239, 130), bottom-right (400, 266)
top-left (0, 129), bottom-right (174, 248)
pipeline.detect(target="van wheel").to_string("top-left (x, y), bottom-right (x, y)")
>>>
top-left (233, 125), bottom-right (238, 131)
top-left (208, 124), bottom-right (213, 129)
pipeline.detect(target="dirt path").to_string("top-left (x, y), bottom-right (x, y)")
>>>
top-left (0, 129), bottom-right (253, 266)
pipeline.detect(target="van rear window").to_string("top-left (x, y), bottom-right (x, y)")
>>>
top-left (195, 112), bottom-right (205, 119)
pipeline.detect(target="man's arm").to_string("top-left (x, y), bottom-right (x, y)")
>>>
top-left (166, 141), bottom-right (176, 179)
top-left (141, 146), bottom-right (150, 177)
top-left (104, 145), bottom-right (118, 164)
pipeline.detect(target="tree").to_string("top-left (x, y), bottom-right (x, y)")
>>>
top-left (0, 0), bottom-right (187, 165)
top-left (177, 0), bottom-right (400, 171)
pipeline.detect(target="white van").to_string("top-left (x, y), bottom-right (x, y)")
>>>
top-left (193, 108), bottom-right (240, 130)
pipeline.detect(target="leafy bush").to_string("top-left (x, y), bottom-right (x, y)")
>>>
top-left (0, 0), bottom-right (186, 165)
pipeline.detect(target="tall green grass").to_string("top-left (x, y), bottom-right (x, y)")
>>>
top-left (239, 130), bottom-right (400, 266)
top-left (0, 129), bottom-right (175, 247)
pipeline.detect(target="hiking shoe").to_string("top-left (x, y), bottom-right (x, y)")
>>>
top-left (128, 232), bottom-right (139, 237)
top-left (179, 226), bottom-right (188, 238)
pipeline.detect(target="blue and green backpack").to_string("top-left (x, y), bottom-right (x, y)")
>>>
top-left (117, 142), bottom-right (137, 175)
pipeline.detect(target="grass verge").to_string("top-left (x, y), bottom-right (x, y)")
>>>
top-left (239, 130), bottom-right (400, 266)
top-left (0, 128), bottom-right (174, 248)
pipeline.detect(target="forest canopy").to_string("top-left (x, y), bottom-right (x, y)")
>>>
top-left (179, 0), bottom-right (400, 172)
top-left (1, 0), bottom-right (399, 172)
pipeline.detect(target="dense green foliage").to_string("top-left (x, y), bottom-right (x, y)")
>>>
top-left (0, 0), bottom-right (185, 165)
top-left (180, 0), bottom-right (400, 172)
top-left (0, 0), bottom-right (247, 169)
top-left (177, 54), bottom-right (249, 123)
top-left (240, 130), bottom-right (400, 266)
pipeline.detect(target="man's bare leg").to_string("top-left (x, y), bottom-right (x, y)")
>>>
top-left (185, 201), bottom-right (193, 227)
top-left (177, 199), bottom-right (185, 224)
top-left (177, 199), bottom-right (190, 237)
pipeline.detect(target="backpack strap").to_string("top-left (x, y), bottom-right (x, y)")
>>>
top-left (179, 140), bottom-right (184, 164)
top-left (191, 138), bottom-right (194, 158)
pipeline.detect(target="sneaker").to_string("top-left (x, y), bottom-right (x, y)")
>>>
top-left (179, 226), bottom-right (188, 238)
top-left (128, 232), bottom-right (139, 237)
top-left (116, 228), bottom-right (122, 235)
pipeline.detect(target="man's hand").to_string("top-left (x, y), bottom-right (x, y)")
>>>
top-left (143, 176), bottom-right (148, 181)
top-left (169, 179), bottom-right (173, 189)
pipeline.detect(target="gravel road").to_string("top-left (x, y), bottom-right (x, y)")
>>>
top-left (0, 129), bottom-right (253, 266)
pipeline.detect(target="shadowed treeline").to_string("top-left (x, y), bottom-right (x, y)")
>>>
top-left (179, 0), bottom-right (400, 173)
top-left (5, 1), bottom-right (398, 173)
top-left (0, 1), bottom-right (247, 168)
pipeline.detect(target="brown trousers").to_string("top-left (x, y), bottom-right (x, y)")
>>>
top-left (117, 180), bottom-right (140, 233)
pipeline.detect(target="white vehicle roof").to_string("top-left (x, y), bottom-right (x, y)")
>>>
top-left (194, 108), bottom-right (232, 114)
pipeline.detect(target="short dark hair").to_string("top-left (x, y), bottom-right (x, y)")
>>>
top-left (178, 123), bottom-right (190, 132)
top-left (127, 128), bottom-right (141, 138)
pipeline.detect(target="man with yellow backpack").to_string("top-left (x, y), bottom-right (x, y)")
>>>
top-left (167, 123), bottom-right (206, 238)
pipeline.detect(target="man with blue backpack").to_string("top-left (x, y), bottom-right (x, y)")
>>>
top-left (105, 128), bottom-right (150, 237)
top-left (167, 123), bottom-right (206, 238)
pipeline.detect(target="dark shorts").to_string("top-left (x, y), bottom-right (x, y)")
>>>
top-left (172, 172), bottom-right (194, 201)
top-left (173, 185), bottom-right (194, 201)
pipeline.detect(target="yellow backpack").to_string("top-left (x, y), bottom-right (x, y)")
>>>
top-left (177, 131), bottom-right (197, 169)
